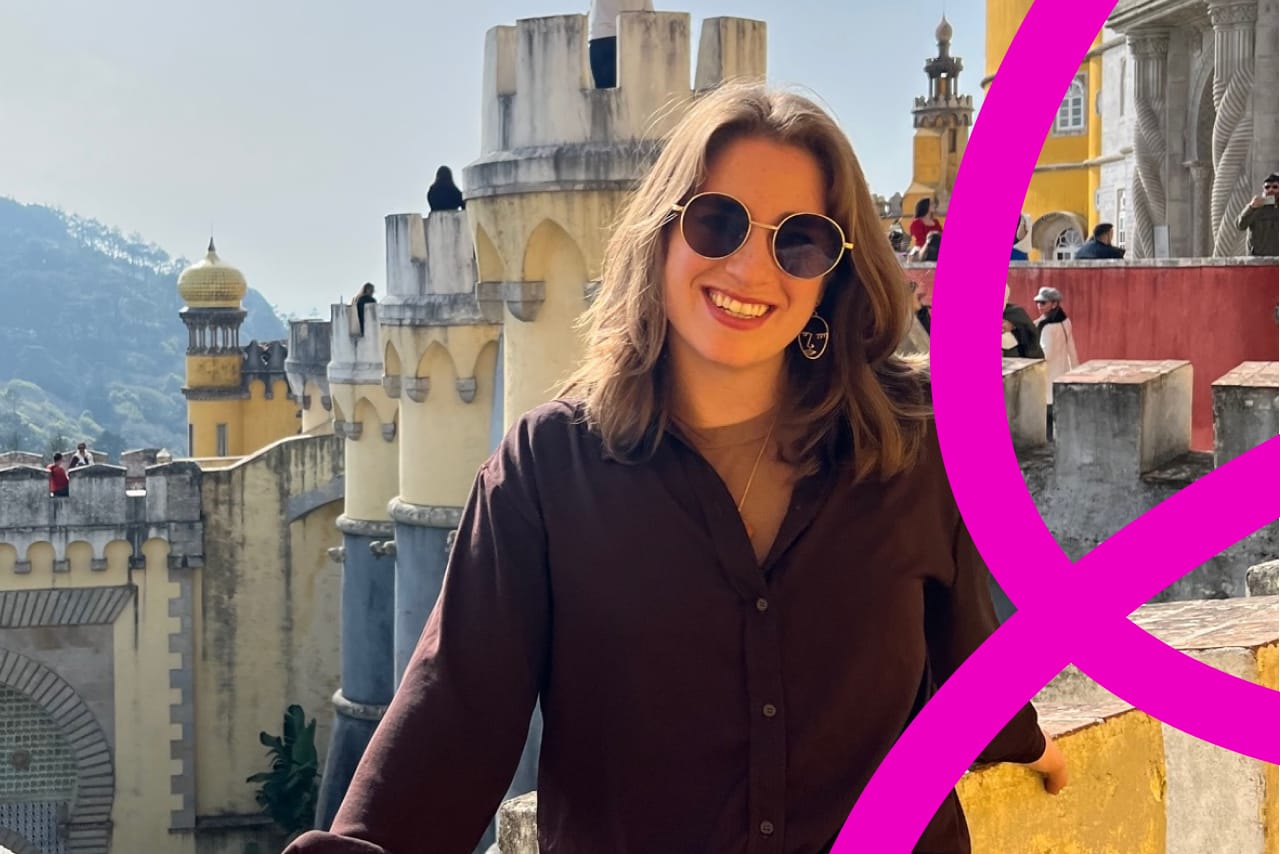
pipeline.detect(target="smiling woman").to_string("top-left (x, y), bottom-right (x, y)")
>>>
top-left (286, 82), bottom-right (1065, 854)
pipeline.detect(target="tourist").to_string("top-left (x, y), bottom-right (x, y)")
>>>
top-left (1034, 286), bottom-right (1079, 440)
top-left (587, 0), bottom-right (654, 89)
top-left (69, 442), bottom-right (93, 469)
top-left (1236, 173), bottom-right (1279, 257)
top-left (48, 453), bottom-right (69, 497)
top-left (426, 166), bottom-right (465, 212)
top-left (1073, 223), bottom-right (1125, 260)
top-left (921, 229), bottom-right (943, 262)
top-left (1003, 284), bottom-right (1044, 359)
top-left (287, 82), bottom-right (1067, 854)
top-left (352, 283), bottom-right (376, 337)
top-left (909, 195), bottom-right (943, 257)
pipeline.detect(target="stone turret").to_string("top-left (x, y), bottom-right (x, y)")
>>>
top-left (285, 319), bottom-right (335, 434)
top-left (464, 11), bottom-right (767, 432)
top-left (314, 300), bottom-right (400, 830)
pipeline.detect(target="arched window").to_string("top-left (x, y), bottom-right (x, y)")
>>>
top-left (1054, 227), bottom-right (1083, 259)
top-left (1055, 78), bottom-right (1086, 134)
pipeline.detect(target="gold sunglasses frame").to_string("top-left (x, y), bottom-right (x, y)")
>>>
top-left (670, 191), bottom-right (855, 280)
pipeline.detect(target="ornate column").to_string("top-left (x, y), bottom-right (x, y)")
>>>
top-left (1208, 0), bottom-right (1257, 256)
top-left (1185, 160), bottom-right (1215, 256)
top-left (1128, 31), bottom-right (1171, 258)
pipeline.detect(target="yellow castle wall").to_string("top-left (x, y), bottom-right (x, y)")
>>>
top-left (192, 434), bottom-right (343, 825)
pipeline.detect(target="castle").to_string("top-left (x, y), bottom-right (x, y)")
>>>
top-left (0, 8), bottom-right (1275, 854)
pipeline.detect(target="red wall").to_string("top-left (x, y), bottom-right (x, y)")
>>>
top-left (903, 261), bottom-right (1279, 450)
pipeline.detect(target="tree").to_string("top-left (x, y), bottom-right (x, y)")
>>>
top-left (246, 705), bottom-right (321, 842)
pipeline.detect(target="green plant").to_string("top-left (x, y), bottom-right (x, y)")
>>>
top-left (246, 704), bottom-right (320, 841)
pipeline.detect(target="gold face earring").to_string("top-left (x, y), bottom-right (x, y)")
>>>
top-left (797, 312), bottom-right (830, 360)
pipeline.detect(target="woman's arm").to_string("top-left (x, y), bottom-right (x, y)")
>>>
top-left (286, 424), bottom-right (552, 853)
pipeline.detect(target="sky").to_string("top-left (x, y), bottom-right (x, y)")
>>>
top-left (0, 0), bottom-right (985, 318)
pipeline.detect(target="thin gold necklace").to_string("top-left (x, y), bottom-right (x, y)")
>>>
top-left (737, 414), bottom-right (778, 540)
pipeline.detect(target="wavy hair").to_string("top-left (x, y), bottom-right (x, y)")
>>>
top-left (560, 82), bottom-right (930, 482)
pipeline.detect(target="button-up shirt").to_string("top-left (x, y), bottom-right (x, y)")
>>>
top-left (288, 400), bottom-right (1045, 854)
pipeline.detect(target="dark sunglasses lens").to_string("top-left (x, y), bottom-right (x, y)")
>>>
top-left (775, 214), bottom-right (843, 278)
top-left (682, 194), bottom-right (749, 258)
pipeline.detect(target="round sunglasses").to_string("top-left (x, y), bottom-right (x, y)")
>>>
top-left (670, 192), bottom-right (854, 280)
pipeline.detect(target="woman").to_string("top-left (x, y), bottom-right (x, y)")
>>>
top-left (288, 83), bottom-right (1065, 854)
top-left (909, 196), bottom-right (943, 258)
top-left (1034, 286), bottom-right (1079, 440)
top-left (426, 165), bottom-right (465, 212)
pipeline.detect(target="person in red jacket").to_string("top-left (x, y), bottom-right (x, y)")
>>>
top-left (48, 453), bottom-right (69, 497)
top-left (909, 196), bottom-right (943, 258)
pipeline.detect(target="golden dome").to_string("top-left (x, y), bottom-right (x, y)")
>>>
top-left (936, 15), bottom-right (953, 44)
top-left (178, 239), bottom-right (247, 308)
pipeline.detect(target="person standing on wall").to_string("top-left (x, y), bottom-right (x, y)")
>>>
top-left (427, 166), bottom-right (466, 212)
top-left (1073, 223), bottom-right (1125, 260)
top-left (908, 196), bottom-right (942, 259)
top-left (1236, 173), bottom-right (1279, 256)
top-left (287, 82), bottom-right (1067, 854)
top-left (69, 442), bottom-right (93, 469)
top-left (1034, 286), bottom-right (1079, 440)
top-left (352, 283), bottom-right (377, 337)
top-left (48, 452), bottom-right (69, 497)
top-left (587, 0), bottom-right (655, 88)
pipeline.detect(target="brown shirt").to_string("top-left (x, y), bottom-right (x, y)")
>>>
top-left (288, 400), bottom-right (1044, 854)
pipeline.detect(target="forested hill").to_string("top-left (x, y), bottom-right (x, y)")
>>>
top-left (0, 196), bottom-right (285, 458)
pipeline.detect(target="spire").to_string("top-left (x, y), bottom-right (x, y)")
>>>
top-left (936, 15), bottom-right (953, 47)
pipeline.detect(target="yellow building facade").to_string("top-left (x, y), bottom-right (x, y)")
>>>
top-left (985, 0), bottom-right (1104, 258)
top-left (178, 241), bottom-right (299, 459)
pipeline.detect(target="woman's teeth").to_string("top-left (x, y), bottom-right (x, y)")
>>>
top-left (709, 289), bottom-right (769, 319)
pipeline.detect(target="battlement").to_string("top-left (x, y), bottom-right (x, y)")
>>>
top-left (328, 302), bottom-right (384, 387)
top-left (467, 12), bottom-right (766, 197)
top-left (381, 212), bottom-right (490, 328)
top-left (0, 461), bottom-right (203, 570)
top-left (285, 319), bottom-right (333, 409)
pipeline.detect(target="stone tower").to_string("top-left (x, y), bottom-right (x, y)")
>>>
top-left (285, 319), bottom-right (335, 435)
top-left (902, 16), bottom-right (974, 218)
top-left (314, 300), bottom-right (401, 829)
top-left (177, 240), bottom-right (297, 457)
top-left (462, 11), bottom-right (767, 433)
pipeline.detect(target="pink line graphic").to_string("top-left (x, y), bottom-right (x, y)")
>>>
top-left (829, 0), bottom-right (1280, 849)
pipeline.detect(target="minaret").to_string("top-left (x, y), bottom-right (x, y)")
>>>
top-left (902, 16), bottom-right (974, 218)
top-left (178, 239), bottom-right (248, 457)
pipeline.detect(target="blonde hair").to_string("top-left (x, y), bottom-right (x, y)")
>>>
top-left (561, 82), bottom-right (931, 482)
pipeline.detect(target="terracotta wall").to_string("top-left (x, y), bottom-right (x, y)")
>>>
top-left (904, 260), bottom-right (1279, 450)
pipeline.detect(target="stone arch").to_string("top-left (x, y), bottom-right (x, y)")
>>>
top-left (474, 223), bottom-right (504, 283)
top-left (65, 541), bottom-right (93, 574)
top-left (384, 340), bottom-right (402, 380)
top-left (416, 340), bottom-right (459, 384)
top-left (25, 543), bottom-right (54, 576)
top-left (522, 218), bottom-right (583, 283)
top-left (352, 397), bottom-right (382, 438)
top-left (0, 649), bottom-right (113, 853)
top-left (1031, 210), bottom-right (1087, 258)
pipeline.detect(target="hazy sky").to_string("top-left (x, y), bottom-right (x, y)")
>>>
top-left (0, 0), bottom-right (984, 317)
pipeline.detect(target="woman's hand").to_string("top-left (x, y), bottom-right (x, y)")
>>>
top-left (1024, 731), bottom-right (1068, 794)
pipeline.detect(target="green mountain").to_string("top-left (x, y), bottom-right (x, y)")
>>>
top-left (0, 197), bottom-right (286, 459)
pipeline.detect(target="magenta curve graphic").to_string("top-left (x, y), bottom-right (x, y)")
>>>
top-left (828, 0), bottom-right (1280, 849)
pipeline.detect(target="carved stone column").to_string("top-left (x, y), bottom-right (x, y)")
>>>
top-left (1208, 0), bottom-right (1257, 256)
top-left (1128, 31), bottom-right (1170, 258)
top-left (1185, 159), bottom-right (1215, 256)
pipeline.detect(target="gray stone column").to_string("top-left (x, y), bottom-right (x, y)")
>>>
top-left (1185, 159), bottom-right (1215, 256)
top-left (1128, 31), bottom-right (1171, 258)
top-left (388, 498), bottom-right (460, 684)
top-left (315, 515), bottom-right (396, 829)
top-left (1209, 0), bottom-right (1258, 256)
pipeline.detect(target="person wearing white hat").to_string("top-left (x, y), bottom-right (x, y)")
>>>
top-left (1034, 286), bottom-right (1078, 439)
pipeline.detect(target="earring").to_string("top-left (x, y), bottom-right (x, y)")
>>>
top-left (796, 312), bottom-right (830, 360)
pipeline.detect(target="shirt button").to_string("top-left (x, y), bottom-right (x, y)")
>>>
top-left (762, 703), bottom-right (777, 718)
top-left (755, 597), bottom-right (769, 613)
top-left (759, 820), bottom-right (775, 836)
